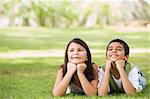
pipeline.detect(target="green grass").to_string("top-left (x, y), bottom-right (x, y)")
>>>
top-left (0, 27), bottom-right (149, 99)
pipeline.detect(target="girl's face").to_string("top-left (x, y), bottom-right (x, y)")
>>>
top-left (67, 42), bottom-right (88, 64)
top-left (107, 42), bottom-right (128, 62)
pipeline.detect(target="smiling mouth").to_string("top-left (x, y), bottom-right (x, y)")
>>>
top-left (111, 55), bottom-right (118, 57)
top-left (71, 57), bottom-right (80, 59)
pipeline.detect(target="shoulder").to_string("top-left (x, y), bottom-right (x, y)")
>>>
top-left (128, 62), bottom-right (139, 68)
top-left (128, 64), bottom-right (147, 92)
top-left (92, 63), bottom-right (98, 69)
top-left (129, 66), bottom-right (145, 77)
top-left (128, 62), bottom-right (142, 73)
top-left (98, 67), bottom-right (104, 75)
top-left (57, 65), bottom-right (64, 75)
top-left (128, 64), bottom-right (146, 83)
top-left (97, 64), bottom-right (105, 72)
top-left (56, 68), bottom-right (63, 76)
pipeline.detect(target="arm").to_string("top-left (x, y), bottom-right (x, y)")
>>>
top-left (77, 63), bottom-right (98, 96)
top-left (98, 60), bottom-right (111, 96)
top-left (116, 60), bottom-right (136, 95)
top-left (52, 63), bottom-right (77, 96)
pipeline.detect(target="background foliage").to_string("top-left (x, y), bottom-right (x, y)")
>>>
top-left (0, 0), bottom-right (150, 28)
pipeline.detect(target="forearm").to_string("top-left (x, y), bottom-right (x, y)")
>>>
top-left (98, 69), bottom-right (110, 96)
top-left (118, 68), bottom-right (136, 95)
top-left (77, 73), bottom-right (97, 96)
top-left (53, 72), bottom-right (74, 96)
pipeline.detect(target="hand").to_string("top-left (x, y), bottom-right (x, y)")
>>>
top-left (115, 59), bottom-right (125, 70)
top-left (77, 63), bottom-right (87, 74)
top-left (105, 59), bottom-right (112, 71)
top-left (67, 62), bottom-right (77, 73)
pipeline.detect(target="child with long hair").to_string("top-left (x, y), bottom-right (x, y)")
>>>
top-left (53, 38), bottom-right (98, 96)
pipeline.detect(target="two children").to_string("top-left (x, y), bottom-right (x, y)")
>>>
top-left (53, 38), bottom-right (146, 96)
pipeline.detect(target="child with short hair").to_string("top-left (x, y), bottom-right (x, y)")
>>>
top-left (98, 39), bottom-right (146, 96)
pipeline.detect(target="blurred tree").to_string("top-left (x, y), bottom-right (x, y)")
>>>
top-left (101, 3), bottom-right (110, 25)
top-left (0, 0), bottom-right (150, 28)
top-left (121, 0), bottom-right (150, 21)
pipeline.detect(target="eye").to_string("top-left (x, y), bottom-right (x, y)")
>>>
top-left (108, 48), bottom-right (113, 51)
top-left (117, 48), bottom-right (122, 51)
top-left (78, 48), bottom-right (84, 51)
top-left (69, 49), bottom-right (74, 52)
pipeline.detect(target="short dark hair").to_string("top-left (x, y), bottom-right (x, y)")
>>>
top-left (106, 39), bottom-right (129, 56)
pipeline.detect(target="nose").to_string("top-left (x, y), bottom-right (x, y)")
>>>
top-left (112, 49), bottom-right (117, 53)
top-left (74, 50), bottom-right (78, 54)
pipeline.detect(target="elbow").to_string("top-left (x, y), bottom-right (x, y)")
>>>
top-left (86, 89), bottom-right (98, 96)
top-left (98, 89), bottom-right (108, 96)
top-left (52, 89), bottom-right (64, 97)
top-left (98, 91), bottom-right (107, 96)
top-left (52, 90), bottom-right (58, 96)
top-left (52, 93), bottom-right (64, 97)
top-left (86, 92), bottom-right (96, 96)
top-left (98, 92), bottom-right (104, 96)
top-left (125, 91), bottom-right (136, 95)
top-left (52, 92), bottom-right (59, 97)
top-left (125, 88), bottom-right (136, 95)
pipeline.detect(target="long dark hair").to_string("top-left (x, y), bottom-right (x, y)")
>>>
top-left (61, 38), bottom-right (94, 82)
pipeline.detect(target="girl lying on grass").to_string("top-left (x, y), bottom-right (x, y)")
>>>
top-left (53, 38), bottom-right (98, 96)
top-left (98, 39), bottom-right (146, 96)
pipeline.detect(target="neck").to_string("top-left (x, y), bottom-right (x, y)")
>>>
top-left (110, 64), bottom-right (120, 79)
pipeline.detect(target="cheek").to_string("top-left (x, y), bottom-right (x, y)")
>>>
top-left (81, 53), bottom-right (88, 60)
top-left (106, 52), bottom-right (110, 57)
top-left (67, 54), bottom-right (71, 60)
top-left (119, 52), bottom-right (125, 57)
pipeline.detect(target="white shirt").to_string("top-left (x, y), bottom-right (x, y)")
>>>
top-left (98, 65), bottom-right (146, 92)
top-left (66, 83), bottom-right (84, 94)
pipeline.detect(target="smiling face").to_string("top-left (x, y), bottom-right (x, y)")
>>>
top-left (67, 42), bottom-right (88, 64)
top-left (106, 42), bottom-right (128, 62)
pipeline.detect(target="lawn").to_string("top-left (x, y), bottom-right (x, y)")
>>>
top-left (0, 27), bottom-right (149, 99)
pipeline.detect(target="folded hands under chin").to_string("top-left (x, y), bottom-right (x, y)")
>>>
top-left (77, 63), bottom-right (87, 74)
top-left (115, 60), bottom-right (125, 70)
top-left (105, 58), bottom-right (125, 71)
top-left (67, 62), bottom-right (87, 74)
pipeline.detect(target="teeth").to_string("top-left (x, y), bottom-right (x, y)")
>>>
top-left (72, 57), bottom-right (80, 59)
top-left (111, 55), bottom-right (117, 57)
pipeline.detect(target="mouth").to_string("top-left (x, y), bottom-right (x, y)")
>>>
top-left (110, 54), bottom-right (118, 57)
top-left (71, 57), bottom-right (81, 59)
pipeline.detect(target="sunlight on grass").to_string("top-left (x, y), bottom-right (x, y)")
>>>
top-left (0, 27), bottom-right (149, 99)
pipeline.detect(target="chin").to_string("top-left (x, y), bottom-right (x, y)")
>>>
top-left (72, 60), bottom-right (85, 64)
top-left (71, 61), bottom-right (80, 64)
top-left (110, 59), bottom-right (118, 62)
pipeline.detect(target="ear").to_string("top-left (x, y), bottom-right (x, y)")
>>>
top-left (124, 55), bottom-right (129, 61)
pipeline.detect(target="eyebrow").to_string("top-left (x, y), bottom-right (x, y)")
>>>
top-left (108, 46), bottom-right (123, 48)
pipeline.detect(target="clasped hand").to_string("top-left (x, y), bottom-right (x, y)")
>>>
top-left (105, 59), bottom-right (125, 71)
top-left (67, 62), bottom-right (87, 74)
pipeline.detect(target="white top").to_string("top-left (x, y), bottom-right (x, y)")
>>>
top-left (66, 83), bottom-right (84, 94)
top-left (98, 65), bottom-right (146, 92)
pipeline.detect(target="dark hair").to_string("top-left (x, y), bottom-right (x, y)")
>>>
top-left (106, 38), bottom-right (129, 56)
top-left (62, 38), bottom-right (94, 82)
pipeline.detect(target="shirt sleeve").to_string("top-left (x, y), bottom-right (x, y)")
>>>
top-left (128, 67), bottom-right (147, 92)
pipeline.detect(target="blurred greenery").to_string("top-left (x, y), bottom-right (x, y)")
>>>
top-left (0, 0), bottom-right (150, 28)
